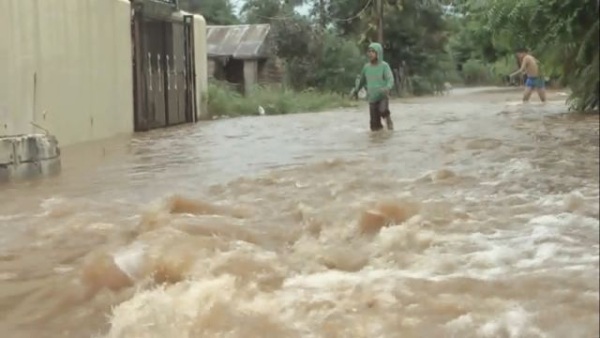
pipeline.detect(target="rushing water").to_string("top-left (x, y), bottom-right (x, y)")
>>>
top-left (0, 88), bottom-right (598, 338)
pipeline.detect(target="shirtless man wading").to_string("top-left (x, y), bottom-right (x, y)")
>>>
top-left (510, 47), bottom-right (547, 103)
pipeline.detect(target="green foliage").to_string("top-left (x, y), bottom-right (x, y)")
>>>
top-left (183, 0), bottom-right (598, 112)
top-left (409, 76), bottom-right (435, 96)
top-left (206, 81), bottom-right (355, 117)
top-left (240, 0), bottom-right (286, 24)
top-left (445, 0), bottom-right (512, 85)
top-left (328, 0), bottom-right (459, 95)
top-left (179, 0), bottom-right (239, 25)
top-left (279, 29), bottom-right (365, 93)
top-left (489, 55), bottom-right (519, 84)
top-left (242, 4), bottom-right (365, 94)
top-left (456, 0), bottom-right (599, 112)
top-left (445, 0), bottom-right (599, 112)
top-left (188, 0), bottom-right (599, 115)
top-left (314, 34), bottom-right (365, 93)
top-left (190, 0), bottom-right (465, 101)
top-left (447, 13), bottom-right (500, 63)
top-left (461, 59), bottom-right (491, 85)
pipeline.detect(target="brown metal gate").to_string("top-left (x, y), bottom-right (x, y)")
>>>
top-left (132, 6), bottom-right (197, 132)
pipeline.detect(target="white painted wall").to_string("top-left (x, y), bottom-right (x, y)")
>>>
top-left (0, 1), bottom-right (209, 146)
top-left (0, 0), bottom-right (134, 147)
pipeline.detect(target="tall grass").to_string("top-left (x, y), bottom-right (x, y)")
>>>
top-left (206, 81), bottom-right (356, 118)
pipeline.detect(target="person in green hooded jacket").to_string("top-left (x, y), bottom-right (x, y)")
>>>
top-left (351, 42), bottom-right (395, 131)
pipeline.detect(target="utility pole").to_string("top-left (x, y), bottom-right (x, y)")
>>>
top-left (377, 0), bottom-right (384, 44)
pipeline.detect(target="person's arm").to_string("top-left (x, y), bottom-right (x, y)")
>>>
top-left (384, 64), bottom-right (394, 92)
top-left (351, 66), bottom-right (366, 98)
top-left (510, 57), bottom-right (528, 77)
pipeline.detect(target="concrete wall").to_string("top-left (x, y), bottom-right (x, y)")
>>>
top-left (0, 1), bottom-right (209, 148)
top-left (0, 0), bottom-right (134, 147)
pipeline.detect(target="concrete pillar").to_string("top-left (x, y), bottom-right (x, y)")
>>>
top-left (243, 60), bottom-right (258, 95)
top-left (193, 14), bottom-right (209, 120)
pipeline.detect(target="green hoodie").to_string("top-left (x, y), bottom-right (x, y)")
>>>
top-left (353, 42), bottom-right (394, 103)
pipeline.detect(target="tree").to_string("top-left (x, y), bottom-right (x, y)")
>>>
top-left (179, 0), bottom-right (239, 25)
top-left (240, 0), bottom-right (283, 24)
top-left (196, 0), bottom-right (458, 96)
top-left (486, 0), bottom-right (599, 112)
top-left (327, 0), bottom-right (456, 93)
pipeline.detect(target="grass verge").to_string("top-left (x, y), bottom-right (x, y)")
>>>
top-left (207, 81), bottom-right (357, 118)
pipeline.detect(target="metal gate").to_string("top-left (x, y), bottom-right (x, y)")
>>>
top-left (132, 6), bottom-right (197, 131)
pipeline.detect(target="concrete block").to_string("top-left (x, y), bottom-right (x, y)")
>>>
top-left (12, 134), bottom-right (60, 163)
top-left (0, 137), bottom-right (14, 165)
top-left (0, 134), bottom-right (61, 184)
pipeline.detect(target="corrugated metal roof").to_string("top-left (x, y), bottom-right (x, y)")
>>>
top-left (206, 24), bottom-right (271, 59)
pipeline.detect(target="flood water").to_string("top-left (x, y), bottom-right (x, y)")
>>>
top-left (0, 87), bottom-right (598, 338)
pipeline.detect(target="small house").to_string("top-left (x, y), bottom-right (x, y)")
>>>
top-left (206, 24), bottom-right (282, 94)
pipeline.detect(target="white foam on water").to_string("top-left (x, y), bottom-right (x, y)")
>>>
top-left (101, 196), bottom-right (599, 337)
top-left (476, 306), bottom-right (546, 338)
top-left (112, 242), bottom-right (147, 282)
top-left (14, 158), bottom-right (593, 338)
top-left (40, 196), bottom-right (65, 213)
top-left (0, 213), bottom-right (23, 223)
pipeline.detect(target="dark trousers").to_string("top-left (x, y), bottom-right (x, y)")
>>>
top-left (369, 97), bottom-right (391, 131)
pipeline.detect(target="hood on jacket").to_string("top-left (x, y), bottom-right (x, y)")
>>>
top-left (368, 42), bottom-right (384, 63)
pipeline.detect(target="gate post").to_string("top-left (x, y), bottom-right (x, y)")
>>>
top-left (132, 2), bottom-right (149, 131)
top-left (183, 15), bottom-right (197, 123)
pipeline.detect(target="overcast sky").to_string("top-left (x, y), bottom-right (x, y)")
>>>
top-left (230, 0), bottom-right (311, 17)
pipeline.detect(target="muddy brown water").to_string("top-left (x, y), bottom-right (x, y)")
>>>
top-left (0, 87), bottom-right (598, 338)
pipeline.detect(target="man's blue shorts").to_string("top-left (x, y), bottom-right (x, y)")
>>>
top-left (525, 76), bottom-right (545, 89)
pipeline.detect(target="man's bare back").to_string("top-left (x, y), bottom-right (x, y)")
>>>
top-left (520, 54), bottom-right (540, 77)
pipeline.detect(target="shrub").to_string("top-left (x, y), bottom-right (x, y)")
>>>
top-left (206, 81), bottom-right (356, 118)
top-left (461, 59), bottom-right (492, 85)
